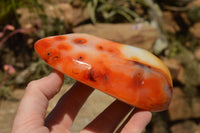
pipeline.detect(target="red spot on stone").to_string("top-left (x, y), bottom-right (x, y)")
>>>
top-left (35, 39), bottom-right (52, 50)
top-left (96, 45), bottom-right (104, 50)
top-left (57, 43), bottom-right (72, 51)
top-left (132, 68), bottom-right (144, 88)
top-left (54, 35), bottom-right (67, 41)
top-left (107, 46), bottom-right (120, 55)
top-left (74, 38), bottom-right (87, 44)
top-left (34, 38), bottom-right (52, 59)
top-left (76, 53), bottom-right (87, 61)
top-left (44, 48), bottom-right (62, 66)
top-left (96, 42), bottom-right (121, 56)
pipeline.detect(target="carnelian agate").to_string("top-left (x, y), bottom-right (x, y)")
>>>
top-left (34, 33), bottom-right (173, 112)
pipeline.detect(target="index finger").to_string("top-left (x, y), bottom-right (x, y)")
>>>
top-left (118, 108), bottom-right (152, 133)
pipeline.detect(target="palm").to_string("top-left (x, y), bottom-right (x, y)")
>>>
top-left (12, 71), bottom-right (151, 133)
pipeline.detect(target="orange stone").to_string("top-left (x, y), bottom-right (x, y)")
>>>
top-left (34, 33), bottom-right (173, 112)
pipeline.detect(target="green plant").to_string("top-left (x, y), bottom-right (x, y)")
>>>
top-left (0, 64), bottom-right (16, 99)
top-left (0, 0), bottom-right (43, 26)
top-left (83, 0), bottom-right (141, 23)
top-left (37, 16), bottom-right (71, 38)
top-left (0, 86), bottom-right (11, 99)
top-left (188, 6), bottom-right (200, 23)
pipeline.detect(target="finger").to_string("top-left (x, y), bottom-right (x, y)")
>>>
top-left (45, 82), bottom-right (94, 131)
top-left (118, 108), bottom-right (152, 133)
top-left (11, 70), bottom-right (64, 133)
top-left (81, 100), bottom-right (133, 133)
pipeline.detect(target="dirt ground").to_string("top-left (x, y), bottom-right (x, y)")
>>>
top-left (0, 84), bottom-right (115, 133)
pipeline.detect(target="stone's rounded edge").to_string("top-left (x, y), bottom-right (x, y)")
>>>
top-left (119, 44), bottom-right (173, 88)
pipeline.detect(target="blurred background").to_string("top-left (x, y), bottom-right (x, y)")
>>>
top-left (0, 0), bottom-right (200, 132)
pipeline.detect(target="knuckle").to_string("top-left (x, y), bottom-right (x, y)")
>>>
top-left (26, 80), bottom-right (39, 91)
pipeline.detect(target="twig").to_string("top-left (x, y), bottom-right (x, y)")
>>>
top-left (0, 28), bottom-right (26, 49)
top-left (163, 5), bottom-right (189, 12)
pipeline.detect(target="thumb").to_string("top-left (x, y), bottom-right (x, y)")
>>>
top-left (12, 70), bottom-right (64, 133)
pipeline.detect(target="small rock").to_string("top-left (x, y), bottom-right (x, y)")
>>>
top-left (71, 0), bottom-right (85, 7)
top-left (44, 3), bottom-right (73, 24)
top-left (15, 63), bottom-right (38, 84)
top-left (177, 66), bottom-right (186, 84)
top-left (162, 58), bottom-right (186, 84)
top-left (190, 22), bottom-right (200, 38)
top-left (163, 11), bottom-right (180, 33)
top-left (17, 3), bottom-right (74, 32)
top-left (187, 0), bottom-right (200, 7)
top-left (168, 87), bottom-right (192, 121)
top-left (171, 121), bottom-right (198, 133)
top-left (181, 12), bottom-right (191, 26)
top-left (72, 7), bottom-right (89, 26)
top-left (74, 23), bottom-right (159, 51)
top-left (194, 47), bottom-right (200, 61)
top-left (17, 8), bottom-right (40, 29)
top-left (153, 37), bottom-right (168, 54)
top-left (162, 58), bottom-right (182, 80)
top-left (195, 124), bottom-right (200, 133)
top-left (152, 120), bottom-right (168, 133)
top-left (192, 97), bottom-right (200, 118)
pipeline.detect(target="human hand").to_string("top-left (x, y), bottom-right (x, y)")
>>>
top-left (11, 71), bottom-right (152, 133)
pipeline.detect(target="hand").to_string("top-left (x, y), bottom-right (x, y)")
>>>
top-left (11, 71), bottom-right (152, 133)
